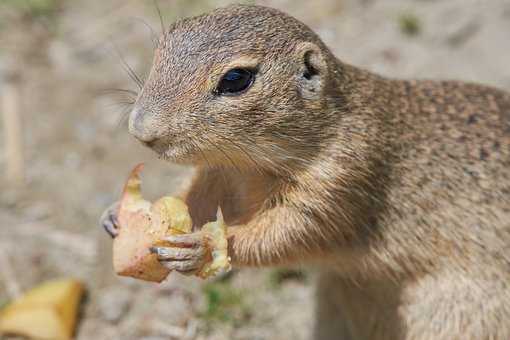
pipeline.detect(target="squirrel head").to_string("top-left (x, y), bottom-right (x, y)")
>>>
top-left (129, 4), bottom-right (343, 173)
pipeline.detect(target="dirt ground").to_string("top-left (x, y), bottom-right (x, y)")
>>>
top-left (0, 0), bottom-right (509, 339)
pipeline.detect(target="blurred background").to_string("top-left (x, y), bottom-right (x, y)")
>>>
top-left (0, 0), bottom-right (509, 339)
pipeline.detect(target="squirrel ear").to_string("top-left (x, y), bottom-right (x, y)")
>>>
top-left (295, 42), bottom-right (327, 100)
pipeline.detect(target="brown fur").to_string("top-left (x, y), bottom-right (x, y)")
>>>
top-left (127, 5), bottom-right (510, 340)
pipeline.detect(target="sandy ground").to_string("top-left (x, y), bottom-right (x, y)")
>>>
top-left (0, 0), bottom-right (509, 339)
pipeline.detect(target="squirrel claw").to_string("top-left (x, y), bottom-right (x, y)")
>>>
top-left (150, 246), bottom-right (207, 275)
top-left (100, 202), bottom-right (120, 238)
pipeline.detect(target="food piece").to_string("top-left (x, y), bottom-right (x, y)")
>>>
top-left (0, 279), bottom-right (84, 340)
top-left (113, 164), bottom-right (193, 282)
top-left (113, 164), bottom-right (231, 282)
top-left (152, 196), bottom-right (193, 235)
top-left (198, 208), bottom-right (232, 279)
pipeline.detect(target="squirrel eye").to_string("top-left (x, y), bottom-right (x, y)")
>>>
top-left (215, 68), bottom-right (255, 96)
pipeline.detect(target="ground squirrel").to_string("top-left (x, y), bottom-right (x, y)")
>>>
top-left (101, 5), bottom-right (510, 340)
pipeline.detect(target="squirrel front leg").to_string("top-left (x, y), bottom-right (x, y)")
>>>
top-left (156, 203), bottom-right (318, 272)
top-left (158, 169), bottom-right (322, 271)
top-left (182, 168), bottom-right (244, 228)
top-left (182, 168), bottom-right (225, 229)
top-left (227, 204), bottom-right (320, 267)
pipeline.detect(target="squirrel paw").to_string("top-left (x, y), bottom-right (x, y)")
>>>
top-left (150, 233), bottom-right (210, 276)
top-left (100, 201), bottom-right (120, 238)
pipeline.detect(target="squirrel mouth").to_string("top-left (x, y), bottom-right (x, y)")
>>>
top-left (142, 138), bottom-right (169, 155)
top-left (145, 138), bottom-right (193, 163)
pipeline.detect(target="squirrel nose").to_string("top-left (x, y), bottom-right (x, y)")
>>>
top-left (128, 107), bottom-right (158, 143)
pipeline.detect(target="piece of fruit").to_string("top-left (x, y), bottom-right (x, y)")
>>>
top-left (113, 164), bottom-right (193, 282)
top-left (113, 164), bottom-right (231, 282)
top-left (198, 208), bottom-right (232, 279)
top-left (0, 278), bottom-right (84, 340)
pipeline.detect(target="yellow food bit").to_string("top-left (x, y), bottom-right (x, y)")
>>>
top-left (152, 196), bottom-right (192, 235)
top-left (198, 208), bottom-right (232, 279)
top-left (120, 163), bottom-right (151, 214)
top-left (0, 279), bottom-right (84, 340)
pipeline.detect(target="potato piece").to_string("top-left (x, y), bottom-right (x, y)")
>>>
top-left (113, 164), bottom-right (231, 282)
top-left (198, 208), bottom-right (232, 279)
top-left (152, 196), bottom-right (192, 235)
top-left (113, 164), bottom-right (192, 282)
top-left (0, 279), bottom-right (84, 340)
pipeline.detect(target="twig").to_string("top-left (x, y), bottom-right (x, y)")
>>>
top-left (150, 320), bottom-right (187, 338)
top-left (1, 70), bottom-right (25, 185)
top-left (0, 243), bottom-right (22, 300)
top-left (184, 319), bottom-right (198, 340)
